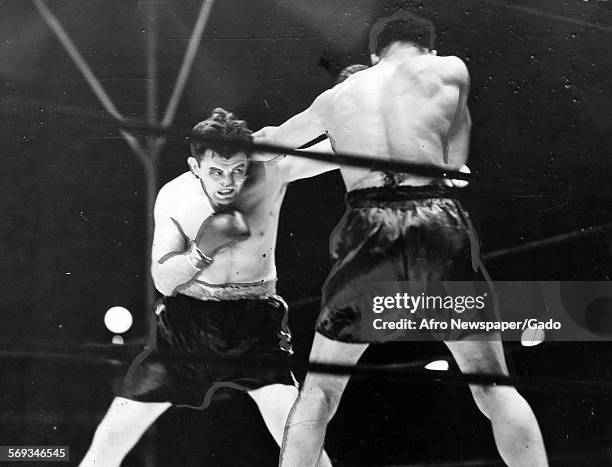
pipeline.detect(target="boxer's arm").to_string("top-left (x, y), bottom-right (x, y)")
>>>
top-left (445, 57), bottom-right (471, 165)
top-left (265, 90), bottom-right (332, 149)
top-left (253, 92), bottom-right (337, 181)
top-left (150, 188), bottom-right (202, 296)
top-left (281, 139), bottom-right (339, 182)
top-left (253, 139), bottom-right (338, 181)
top-left (446, 105), bottom-right (471, 164)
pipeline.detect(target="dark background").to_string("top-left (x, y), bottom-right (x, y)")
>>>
top-left (1, 0), bottom-right (612, 465)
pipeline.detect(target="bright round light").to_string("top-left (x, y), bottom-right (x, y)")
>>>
top-left (424, 360), bottom-right (449, 371)
top-left (521, 328), bottom-right (545, 347)
top-left (104, 306), bottom-right (133, 334)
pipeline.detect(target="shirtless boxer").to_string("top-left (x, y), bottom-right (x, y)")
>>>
top-left (336, 62), bottom-right (471, 187)
top-left (80, 108), bottom-right (333, 467)
top-left (255, 11), bottom-right (548, 466)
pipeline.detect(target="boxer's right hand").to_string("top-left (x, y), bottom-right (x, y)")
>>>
top-left (194, 209), bottom-right (251, 258)
top-left (451, 164), bottom-right (471, 188)
top-left (444, 164), bottom-right (471, 188)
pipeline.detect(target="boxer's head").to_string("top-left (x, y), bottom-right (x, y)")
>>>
top-left (369, 11), bottom-right (435, 64)
top-left (188, 108), bottom-right (252, 206)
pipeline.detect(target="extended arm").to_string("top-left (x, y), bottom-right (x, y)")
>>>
top-left (280, 138), bottom-right (338, 182)
top-left (253, 90), bottom-right (337, 182)
top-left (254, 89), bottom-right (332, 148)
top-left (254, 133), bottom-right (338, 182)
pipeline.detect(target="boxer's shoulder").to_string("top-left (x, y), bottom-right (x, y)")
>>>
top-left (424, 55), bottom-right (469, 83)
top-left (160, 172), bottom-right (198, 197)
top-left (155, 172), bottom-right (206, 215)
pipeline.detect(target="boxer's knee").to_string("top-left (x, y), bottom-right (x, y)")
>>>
top-left (469, 384), bottom-right (521, 420)
top-left (296, 377), bottom-right (347, 423)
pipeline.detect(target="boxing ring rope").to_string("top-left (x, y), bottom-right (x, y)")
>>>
top-left (2, 344), bottom-right (612, 395)
top-left (10, 90), bottom-right (610, 206)
top-left (7, 94), bottom-right (612, 212)
top-left (483, 221), bottom-right (612, 262)
top-left (490, 0), bottom-right (612, 33)
top-left (14, 99), bottom-right (610, 205)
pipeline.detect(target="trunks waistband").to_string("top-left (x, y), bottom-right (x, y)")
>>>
top-left (346, 182), bottom-right (458, 207)
top-left (180, 279), bottom-right (277, 301)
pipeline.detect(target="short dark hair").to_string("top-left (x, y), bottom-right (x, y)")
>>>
top-left (190, 108), bottom-right (253, 160)
top-left (336, 64), bottom-right (369, 85)
top-left (369, 12), bottom-right (435, 56)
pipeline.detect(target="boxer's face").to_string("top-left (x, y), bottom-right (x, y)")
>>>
top-left (190, 149), bottom-right (249, 206)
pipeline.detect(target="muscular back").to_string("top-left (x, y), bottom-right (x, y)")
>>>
top-left (324, 54), bottom-right (470, 190)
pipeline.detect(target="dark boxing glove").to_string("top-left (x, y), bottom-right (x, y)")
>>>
top-left (189, 209), bottom-right (251, 268)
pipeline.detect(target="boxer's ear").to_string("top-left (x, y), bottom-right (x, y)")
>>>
top-left (188, 156), bottom-right (200, 178)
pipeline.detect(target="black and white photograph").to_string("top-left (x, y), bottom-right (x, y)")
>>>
top-left (1, 0), bottom-right (612, 465)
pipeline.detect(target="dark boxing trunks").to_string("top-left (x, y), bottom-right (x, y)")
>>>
top-left (119, 293), bottom-right (295, 409)
top-left (316, 184), bottom-right (495, 343)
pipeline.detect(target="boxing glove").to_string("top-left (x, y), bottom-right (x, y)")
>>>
top-left (444, 164), bottom-right (471, 188)
top-left (451, 165), bottom-right (471, 188)
top-left (191, 209), bottom-right (251, 265)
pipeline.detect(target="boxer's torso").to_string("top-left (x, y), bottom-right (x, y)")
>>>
top-left (159, 161), bottom-right (286, 288)
top-left (324, 54), bottom-right (468, 190)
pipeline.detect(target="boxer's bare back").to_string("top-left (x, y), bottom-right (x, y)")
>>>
top-left (270, 49), bottom-right (471, 190)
